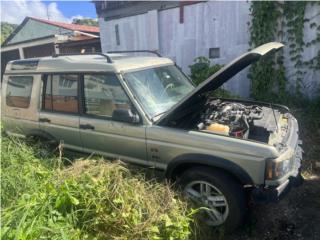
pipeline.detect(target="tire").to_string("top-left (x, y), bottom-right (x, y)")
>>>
top-left (177, 167), bottom-right (246, 232)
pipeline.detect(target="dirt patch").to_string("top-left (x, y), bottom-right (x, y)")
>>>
top-left (226, 175), bottom-right (320, 240)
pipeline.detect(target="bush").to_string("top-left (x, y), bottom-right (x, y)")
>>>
top-left (188, 57), bottom-right (236, 98)
top-left (1, 137), bottom-right (194, 240)
top-left (189, 57), bottom-right (223, 86)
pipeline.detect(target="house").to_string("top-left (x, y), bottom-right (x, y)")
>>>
top-left (1, 17), bottom-right (101, 77)
top-left (94, 0), bottom-right (251, 96)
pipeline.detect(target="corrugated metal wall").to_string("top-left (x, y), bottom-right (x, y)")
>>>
top-left (98, 1), bottom-right (319, 98)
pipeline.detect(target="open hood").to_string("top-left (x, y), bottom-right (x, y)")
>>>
top-left (157, 42), bottom-right (284, 125)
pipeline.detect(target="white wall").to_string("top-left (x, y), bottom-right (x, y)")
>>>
top-left (99, 10), bottom-right (159, 52)
top-left (158, 1), bottom-right (251, 96)
top-left (98, 1), bottom-right (320, 98)
top-left (283, 4), bottom-right (320, 98)
top-left (99, 1), bottom-right (251, 97)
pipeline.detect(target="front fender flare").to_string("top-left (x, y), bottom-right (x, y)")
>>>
top-left (166, 153), bottom-right (254, 185)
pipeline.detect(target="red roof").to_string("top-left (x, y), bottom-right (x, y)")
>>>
top-left (29, 17), bottom-right (99, 33)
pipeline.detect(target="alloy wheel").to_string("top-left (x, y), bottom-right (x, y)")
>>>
top-left (184, 180), bottom-right (229, 226)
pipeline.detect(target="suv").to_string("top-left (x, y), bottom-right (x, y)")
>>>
top-left (2, 42), bottom-right (303, 231)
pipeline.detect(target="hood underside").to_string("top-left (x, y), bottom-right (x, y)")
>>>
top-left (157, 42), bottom-right (284, 126)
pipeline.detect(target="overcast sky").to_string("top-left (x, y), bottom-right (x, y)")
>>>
top-left (1, 0), bottom-right (97, 24)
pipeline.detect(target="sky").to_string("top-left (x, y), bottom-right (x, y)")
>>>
top-left (1, 0), bottom-right (97, 24)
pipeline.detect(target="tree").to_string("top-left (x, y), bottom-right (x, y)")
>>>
top-left (1, 22), bottom-right (18, 44)
top-left (72, 18), bottom-right (98, 27)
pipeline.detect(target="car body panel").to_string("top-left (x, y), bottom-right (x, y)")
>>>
top-left (39, 111), bottom-right (83, 151)
top-left (79, 116), bottom-right (149, 166)
top-left (146, 125), bottom-right (279, 184)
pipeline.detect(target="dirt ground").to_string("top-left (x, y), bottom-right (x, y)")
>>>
top-left (226, 174), bottom-right (320, 240)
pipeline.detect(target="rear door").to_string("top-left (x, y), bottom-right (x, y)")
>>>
top-left (79, 73), bottom-right (148, 166)
top-left (39, 73), bottom-right (82, 151)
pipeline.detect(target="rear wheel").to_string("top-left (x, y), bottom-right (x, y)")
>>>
top-left (177, 167), bottom-right (246, 232)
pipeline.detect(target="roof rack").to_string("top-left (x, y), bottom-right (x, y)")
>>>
top-left (52, 52), bottom-right (113, 63)
top-left (107, 50), bottom-right (162, 57)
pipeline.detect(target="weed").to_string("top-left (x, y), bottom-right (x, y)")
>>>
top-left (1, 137), bottom-right (194, 240)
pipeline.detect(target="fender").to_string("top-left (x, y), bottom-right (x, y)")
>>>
top-left (166, 153), bottom-right (254, 185)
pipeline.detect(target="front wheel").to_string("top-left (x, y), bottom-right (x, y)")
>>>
top-left (177, 167), bottom-right (247, 232)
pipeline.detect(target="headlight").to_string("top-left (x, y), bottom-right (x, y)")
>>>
top-left (265, 150), bottom-right (293, 180)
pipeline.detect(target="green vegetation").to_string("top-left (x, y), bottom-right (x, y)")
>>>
top-left (1, 22), bottom-right (17, 44)
top-left (249, 1), bottom-right (320, 101)
top-left (188, 56), bottom-right (235, 98)
top-left (1, 137), bottom-right (194, 240)
top-left (189, 57), bottom-right (223, 86)
top-left (72, 18), bottom-right (98, 27)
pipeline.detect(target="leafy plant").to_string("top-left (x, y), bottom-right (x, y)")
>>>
top-left (188, 56), bottom-right (238, 98)
top-left (189, 56), bottom-right (223, 86)
top-left (249, 1), bottom-right (320, 102)
top-left (1, 22), bottom-right (17, 44)
top-left (72, 18), bottom-right (98, 27)
top-left (1, 137), bottom-right (194, 240)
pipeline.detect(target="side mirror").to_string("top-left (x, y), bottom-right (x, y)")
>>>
top-left (112, 109), bottom-right (140, 124)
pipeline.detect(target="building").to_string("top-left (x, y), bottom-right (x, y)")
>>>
top-left (94, 1), bottom-right (320, 98)
top-left (1, 17), bottom-right (101, 77)
top-left (95, 0), bottom-right (251, 96)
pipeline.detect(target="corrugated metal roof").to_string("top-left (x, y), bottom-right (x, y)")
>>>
top-left (29, 17), bottom-right (99, 33)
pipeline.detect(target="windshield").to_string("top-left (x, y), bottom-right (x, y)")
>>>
top-left (124, 65), bottom-right (195, 119)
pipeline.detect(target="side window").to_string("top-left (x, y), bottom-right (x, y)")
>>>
top-left (6, 76), bottom-right (33, 108)
top-left (43, 74), bottom-right (79, 113)
top-left (84, 74), bottom-right (131, 117)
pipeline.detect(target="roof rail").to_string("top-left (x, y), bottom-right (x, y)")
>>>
top-left (52, 52), bottom-right (113, 63)
top-left (107, 50), bottom-right (162, 57)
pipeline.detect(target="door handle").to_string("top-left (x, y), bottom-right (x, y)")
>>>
top-left (39, 118), bottom-right (51, 123)
top-left (79, 124), bottom-right (95, 130)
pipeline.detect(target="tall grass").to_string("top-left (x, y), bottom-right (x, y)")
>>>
top-left (1, 137), bottom-right (194, 240)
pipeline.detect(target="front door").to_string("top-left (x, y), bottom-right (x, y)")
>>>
top-left (79, 73), bottom-right (148, 166)
top-left (39, 74), bottom-right (82, 151)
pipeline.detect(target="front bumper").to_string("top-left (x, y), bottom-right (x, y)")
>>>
top-left (251, 170), bottom-right (304, 203)
top-left (252, 115), bottom-right (303, 203)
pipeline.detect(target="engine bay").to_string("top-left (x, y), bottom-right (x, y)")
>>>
top-left (196, 99), bottom-right (288, 144)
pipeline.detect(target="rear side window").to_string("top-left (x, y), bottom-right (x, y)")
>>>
top-left (6, 76), bottom-right (33, 108)
top-left (43, 74), bottom-right (79, 113)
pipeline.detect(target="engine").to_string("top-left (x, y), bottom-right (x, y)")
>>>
top-left (197, 99), bottom-right (263, 139)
